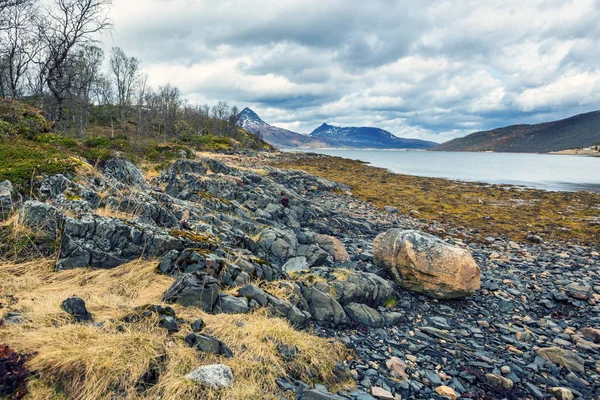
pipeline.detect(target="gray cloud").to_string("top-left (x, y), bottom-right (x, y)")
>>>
top-left (105, 0), bottom-right (600, 142)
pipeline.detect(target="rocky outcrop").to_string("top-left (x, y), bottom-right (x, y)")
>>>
top-left (373, 229), bottom-right (481, 299)
top-left (102, 157), bottom-right (148, 189)
top-left (57, 214), bottom-right (185, 269)
top-left (0, 180), bottom-right (16, 219)
top-left (19, 200), bottom-right (61, 239)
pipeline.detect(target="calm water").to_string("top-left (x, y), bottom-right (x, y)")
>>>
top-left (295, 149), bottom-right (600, 192)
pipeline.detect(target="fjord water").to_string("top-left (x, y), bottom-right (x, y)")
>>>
top-left (298, 149), bottom-right (600, 192)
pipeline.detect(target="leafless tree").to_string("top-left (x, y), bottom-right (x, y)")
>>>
top-left (110, 46), bottom-right (139, 130)
top-left (37, 0), bottom-right (112, 122)
top-left (0, 0), bottom-right (38, 97)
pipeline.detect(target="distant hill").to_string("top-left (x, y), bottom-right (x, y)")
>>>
top-left (310, 123), bottom-right (438, 149)
top-left (237, 108), bottom-right (331, 149)
top-left (433, 110), bottom-right (600, 153)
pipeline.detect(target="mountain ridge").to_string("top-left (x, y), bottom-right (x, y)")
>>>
top-left (433, 109), bottom-right (600, 153)
top-left (238, 107), bottom-right (438, 149)
top-left (237, 107), bottom-right (331, 149)
top-left (310, 122), bottom-right (438, 149)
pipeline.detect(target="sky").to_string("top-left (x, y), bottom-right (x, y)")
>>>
top-left (103, 0), bottom-right (600, 142)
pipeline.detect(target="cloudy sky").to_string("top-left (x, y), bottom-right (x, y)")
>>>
top-left (103, 0), bottom-right (600, 142)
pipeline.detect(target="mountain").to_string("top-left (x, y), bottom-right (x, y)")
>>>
top-left (433, 110), bottom-right (600, 153)
top-left (237, 108), bottom-right (331, 149)
top-left (310, 123), bottom-right (438, 149)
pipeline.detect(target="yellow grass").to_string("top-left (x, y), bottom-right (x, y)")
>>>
top-left (0, 259), bottom-right (351, 400)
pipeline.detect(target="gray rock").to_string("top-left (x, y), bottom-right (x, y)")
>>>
top-left (184, 364), bottom-right (234, 388)
top-left (19, 200), bottom-right (61, 239)
top-left (0, 180), bottom-right (15, 219)
top-left (216, 294), bottom-right (250, 314)
top-left (266, 295), bottom-right (311, 328)
top-left (299, 389), bottom-right (345, 399)
top-left (61, 297), bottom-right (93, 322)
top-left (102, 157), bottom-right (148, 188)
top-left (282, 256), bottom-right (309, 272)
top-left (57, 214), bottom-right (184, 269)
top-left (185, 333), bottom-right (233, 357)
top-left (257, 227), bottom-right (298, 262)
top-left (344, 303), bottom-right (384, 328)
top-left (238, 285), bottom-right (269, 307)
top-left (304, 286), bottom-right (347, 327)
top-left (163, 272), bottom-right (220, 312)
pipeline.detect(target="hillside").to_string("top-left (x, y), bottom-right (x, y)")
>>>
top-left (433, 110), bottom-right (600, 153)
top-left (237, 108), bottom-right (331, 149)
top-left (310, 123), bottom-right (438, 149)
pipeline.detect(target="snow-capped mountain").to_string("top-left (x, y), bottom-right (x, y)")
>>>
top-left (237, 108), bottom-right (331, 149)
top-left (310, 123), bottom-right (438, 149)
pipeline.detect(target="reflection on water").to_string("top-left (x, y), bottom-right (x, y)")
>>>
top-left (292, 149), bottom-right (600, 193)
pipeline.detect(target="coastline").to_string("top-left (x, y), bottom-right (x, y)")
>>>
top-left (266, 151), bottom-right (600, 247)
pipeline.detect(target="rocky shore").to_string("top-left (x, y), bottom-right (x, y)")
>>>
top-left (1, 151), bottom-right (599, 400)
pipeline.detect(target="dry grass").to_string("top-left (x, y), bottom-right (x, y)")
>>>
top-left (272, 154), bottom-right (600, 246)
top-left (0, 259), bottom-right (351, 400)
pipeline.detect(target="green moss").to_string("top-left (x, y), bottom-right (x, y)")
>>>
top-left (35, 133), bottom-right (78, 148)
top-left (0, 139), bottom-right (79, 190)
top-left (0, 98), bottom-right (52, 139)
top-left (384, 297), bottom-right (398, 309)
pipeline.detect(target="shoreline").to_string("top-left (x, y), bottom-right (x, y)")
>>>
top-left (267, 151), bottom-right (600, 247)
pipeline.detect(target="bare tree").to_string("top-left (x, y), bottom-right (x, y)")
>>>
top-left (0, 0), bottom-right (39, 98)
top-left (156, 84), bottom-right (181, 141)
top-left (67, 44), bottom-right (104, 135)
top-left (0, 0), bottom-right (30, 29)
top-left (110, 46), bottom-right (139, 131)
top-left (37, 0), bottom-right (112, 123)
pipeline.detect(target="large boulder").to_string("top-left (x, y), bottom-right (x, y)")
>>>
top-left (373, 229), bottom-right (480, 299)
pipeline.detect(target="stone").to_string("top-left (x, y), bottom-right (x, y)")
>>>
top-left (371, 387), bottom-right (394, 399)
top-left (372, 229), bottom-right (480, 299)
top-left (19, 200), bottom-right (61, 239)
top-left (215, 294), bottom-right (249, 314)
top-left (61, 297), bottom-right (93, 322)
top-left (565, 283), bottom-right (592, 300)
top-left (304, 286), bottom-right (347, 327)
top-left (163, 273), bottom-right (220, 312)
top-left (185, 333), bottom-right (233, 357)
top-left (434, 386), bottom-right (457, 400)
top-left (299, 389), bottom-right (344, 400)
top-left (184, 364), bottom-right (233, 388)
top-left (581, 327), bottom-right (600, 343)
top-left (386, 357), bottom-right (409, 380)
top-left (102, 157), bottom-right (148, 189)
top-left (536, 347), bottom-right (585, 372)
top-left (190, 319), bottom-right (205, 332)
top-left (315, 235), bottom-right (351, 262)
top-left (238, 285), bottom-right (268, 307)
top-left (485, 373), bottom-right (513, 389)
top-left (344, 303), bottom-right (384, 328)
top-left (549, 387), bottom-right (574, 400)
top-left (282, 256), bottom-right (309, 272)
